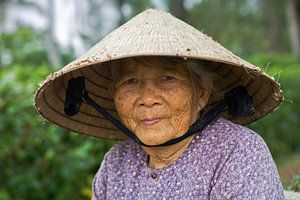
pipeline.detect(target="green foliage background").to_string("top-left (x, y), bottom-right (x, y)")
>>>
top-left (0, 28), bottom-right (117, 200)
top-left (1, 11), bottom-right (300, 199)
top-left (248, 54), bottom-right (300, 161)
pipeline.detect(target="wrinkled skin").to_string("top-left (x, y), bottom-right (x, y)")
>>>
top-left (110, 58), bottom-right (212, 169)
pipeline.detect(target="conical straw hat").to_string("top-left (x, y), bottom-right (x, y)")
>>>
top-left (34, 9), bottom-right (282, 140)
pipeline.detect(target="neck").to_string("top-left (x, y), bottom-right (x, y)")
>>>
top-left (142, 135), bottom-right (194, 169)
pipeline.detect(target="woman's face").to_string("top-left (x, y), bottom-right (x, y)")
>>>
top-left (112, 58), bottom-right (210, 145)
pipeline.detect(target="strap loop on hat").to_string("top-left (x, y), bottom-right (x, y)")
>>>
top-left (64, 77), bottom-right (255, 147)
top-left (64, 77), bottom-right (85, 116)
top-left (225, 85), bottom-right (255, 116)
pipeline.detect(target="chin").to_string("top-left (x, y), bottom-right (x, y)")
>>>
top-left (136, 129), bottom-right (173, 146)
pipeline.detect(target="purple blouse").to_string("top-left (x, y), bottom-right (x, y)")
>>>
top-left (92, 118), bottom-right (284, 199)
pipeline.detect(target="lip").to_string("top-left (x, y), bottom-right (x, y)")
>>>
top-left (140, 118), bottom-right (162, 126)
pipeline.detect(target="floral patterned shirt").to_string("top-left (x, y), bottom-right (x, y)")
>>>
top-left (92, 117), bottom-right (284, 200)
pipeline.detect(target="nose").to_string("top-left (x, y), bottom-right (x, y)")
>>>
top-left (137, 80), bottom-right (162, 108)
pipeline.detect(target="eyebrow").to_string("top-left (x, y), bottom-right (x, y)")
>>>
top-left (119, 69), bottom-right (135, 77)
top-left (118, 64), bottom-right (182, 78)
top-left (164, 65), bottom-right (180, 71)
top-left (115, 68), bottom-right (136, 82)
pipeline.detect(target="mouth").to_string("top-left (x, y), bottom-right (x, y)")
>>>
top-left (140, 118), bottom-right (163, 126)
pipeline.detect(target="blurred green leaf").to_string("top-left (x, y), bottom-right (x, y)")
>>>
top-left (248, 54), bottom-right (300, 163)
top-left (0, 28), bottom-right (116, 200)
top-left (287, 175), bottom-right (300, 192)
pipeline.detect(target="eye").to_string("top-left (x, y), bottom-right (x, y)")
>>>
top-left (160, 75), bottom-right (175, 82)
top-left (122, 78), bottom-right (138, 85)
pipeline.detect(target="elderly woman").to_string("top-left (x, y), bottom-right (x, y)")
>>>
top-left (35, 9), bottom-right (284, 199)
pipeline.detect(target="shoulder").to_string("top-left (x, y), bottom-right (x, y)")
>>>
top-left (202, 118), bottom-right (281, 186)
top-left (102, 139), bottom-right (143, 170)
top-left (206, 118), bottom-right (284, 199)
top-left (193, 117), bottom-right (274, 170)
top-left (105, 139), bottom-right (142, 159)
top-left (202, 117), bottom-right (270, 155)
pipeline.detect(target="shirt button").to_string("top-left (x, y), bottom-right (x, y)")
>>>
top-left (151, 172), bottom-right (157, 179)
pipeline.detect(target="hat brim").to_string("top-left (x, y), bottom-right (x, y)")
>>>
top-left (35, 55), bottom-right (282, 141)
top-left (34, 9), bottom-right (282, 140)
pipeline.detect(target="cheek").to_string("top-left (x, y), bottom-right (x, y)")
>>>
top-left (164, 84), bottom-right (196, 133)
top-left (114, 87), bottom-right (134, 108)
top-left (113, 89), bottom-right (137, 126)
top-left (166, 85), bottom-right (194, 112)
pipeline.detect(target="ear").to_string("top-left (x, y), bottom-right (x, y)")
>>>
top-left (196, 75), bottom-right (213, 112)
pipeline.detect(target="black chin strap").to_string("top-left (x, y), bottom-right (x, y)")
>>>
top-left (64, 76), bottom-right (255, 147)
